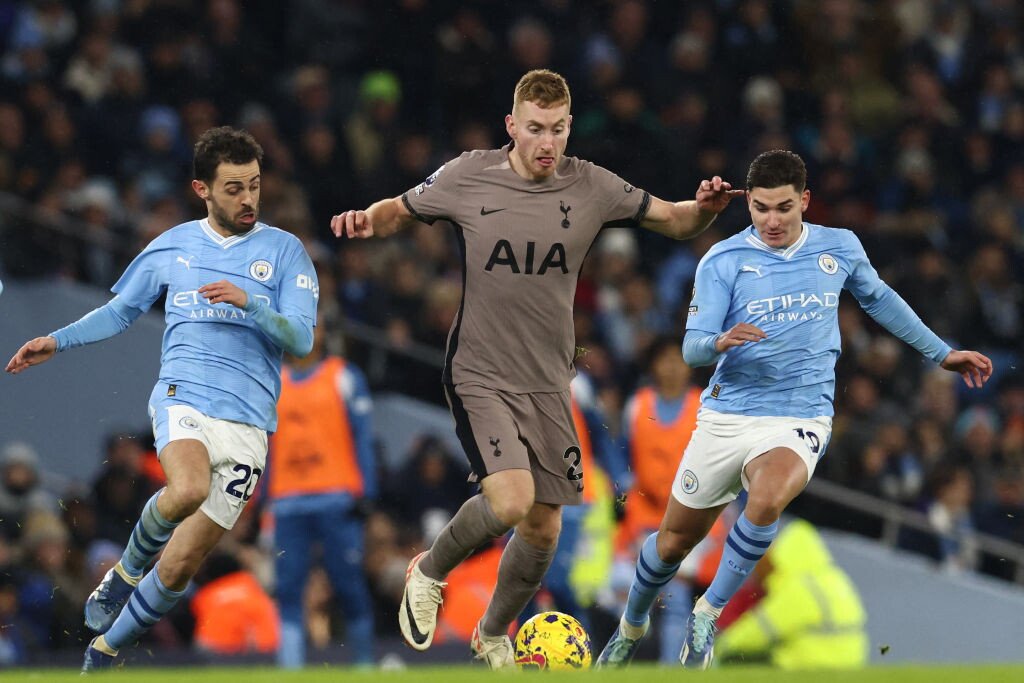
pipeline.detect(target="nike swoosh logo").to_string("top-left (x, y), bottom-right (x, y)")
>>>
top-left (404, 594), bottom-right (428, 645)
top-left (480, 207), bottom-right (506, 215)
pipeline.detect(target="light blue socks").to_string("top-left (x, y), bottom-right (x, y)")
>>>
top-left (704, 512), bottom-right (778, 608)
top-left (624, 532), bottom-right (681, 627)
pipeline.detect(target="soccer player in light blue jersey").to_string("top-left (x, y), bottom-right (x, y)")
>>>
top-left (6, 127), bottom-right (319, 672)
top-left (598, 150), bottom-right (992, 670)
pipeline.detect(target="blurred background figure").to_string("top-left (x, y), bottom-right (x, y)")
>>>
top-left (716, 519), bottom-right (868, 670)
top-left (616, 337), bottom-right (708, 662)
top-left (191, 552), bottom-right (279, 656)
top-left (0, 442), bottom-right (57, 542)
top-left (267, 322), bottom-right (377, 668)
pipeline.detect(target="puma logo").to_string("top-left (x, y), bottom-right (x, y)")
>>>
top-left (740, 265), bottom-right (763, 277)
top-left (177, 256), bottom-right (195, 269)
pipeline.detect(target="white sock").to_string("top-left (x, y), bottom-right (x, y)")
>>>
top-left (694, 594), bottom-right (723, 620)
top-left (620, 615), bottom-right (649, 640)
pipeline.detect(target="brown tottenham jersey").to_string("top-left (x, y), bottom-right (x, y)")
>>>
top-left (402, 145), bottom-right (650, 393)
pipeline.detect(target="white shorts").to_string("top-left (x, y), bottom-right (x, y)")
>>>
top-left (149, 403), bottom-right (268, 530)
top-left (670, 409), bottom-right (832, 509)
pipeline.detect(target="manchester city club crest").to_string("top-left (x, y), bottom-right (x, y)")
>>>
top-left (818, 253), bottom-right (839, 274)
top-left (179, 415), bottom-right (200, 430)
top-left (681, 469), bottom-right (699, 494)
top-left (249, 259), bottom-right (273, 281)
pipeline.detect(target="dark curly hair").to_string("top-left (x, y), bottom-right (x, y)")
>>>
top-left (192, 126), bottom-right (264, 183)
top-left (746, 149), bottom-right (807, 192)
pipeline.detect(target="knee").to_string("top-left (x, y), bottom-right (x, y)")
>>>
top-left (489, 494), bottom-right (534, 527)
top-left (156, 557), bottom-right (193, 591)
top-left (519, 515), bottom-right (560, 550)
top-left (744, 490), bottom-right (788, 525)
top-left (656, 528), bottom-right (702, 564)
top-left (163, 480), bottom-right (209, 519)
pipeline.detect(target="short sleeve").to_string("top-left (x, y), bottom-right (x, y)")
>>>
top-left (401, 154), bottom-right (467, 224)
top-left (841, 230), bottom-right (886, 304)
top-left (110, 244), bottom-right (168, 312)
top-left (685, 249), bottom-right (734, 333)
top-left (589, 163), bottom-right (651, 227)
top-left (278, 240), bottom-right (319, 324)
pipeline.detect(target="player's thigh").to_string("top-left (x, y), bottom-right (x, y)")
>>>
top-left (740, 415), bottom-right (832, 490)
top-left (444, 382), bottom-right (531, 481)
top-left (743, 446), bottom-right (809, 512)
top-left (670, 411), bottom-right (750, 509)
top-left (151, 404), bottom-right (214, 492)
top-left (481, 468), bottom-right (535, 522)
top-left (200, 416), bottom-right (269, 531)
top-left (513, 390), bottom-right (584, 507)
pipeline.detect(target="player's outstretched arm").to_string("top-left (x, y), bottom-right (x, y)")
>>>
top-left (940, 350), bottom-right (993, 389)
top-left (641, 176), bottom-right (745, 240)
top-left (6, 297), bottom-right (143, 374)
top-left (330, 196), bottom-right (416, 240)
top-left (5, 336), bottom-right (57, 374)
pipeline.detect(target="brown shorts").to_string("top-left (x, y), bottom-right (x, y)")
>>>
top-left (444, 382), bottom-right (584, 506)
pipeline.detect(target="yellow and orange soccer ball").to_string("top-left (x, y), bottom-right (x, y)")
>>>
top-left (514, 611), bottom-right (592, 671)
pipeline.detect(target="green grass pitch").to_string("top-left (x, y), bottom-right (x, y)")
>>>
top-left (4, 664), bottom-right (1023, 683)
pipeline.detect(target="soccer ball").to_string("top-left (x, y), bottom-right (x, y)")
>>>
top-left (514, 611), bottom-right (592, 671)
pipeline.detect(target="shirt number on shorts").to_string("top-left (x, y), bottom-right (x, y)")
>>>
top-left (563, 446), bottom-right (584, 482)
top-left (226, 464), bottom-right (263, 501)
top-left (794, 428), bottom-right (821, 454)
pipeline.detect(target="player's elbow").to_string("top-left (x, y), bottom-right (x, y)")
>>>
top-left (294, 343), bottom-right (314, 358)
top-left (291, 330), bottom-right (314, 358)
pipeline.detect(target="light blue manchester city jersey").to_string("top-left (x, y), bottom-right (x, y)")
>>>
top-left (112, 219), bottom-right (318, 432)
top-left (687, 223), bottom-right (906, 418)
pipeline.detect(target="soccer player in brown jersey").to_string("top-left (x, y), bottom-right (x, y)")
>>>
top-left (331, 69), bottom-right (744, 669)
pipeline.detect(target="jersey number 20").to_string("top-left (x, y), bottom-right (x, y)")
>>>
top-left (226, 464), bottom-right (263, 501)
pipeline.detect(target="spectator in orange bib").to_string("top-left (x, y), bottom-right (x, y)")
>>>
top-left (268, 321), bottom-right (377, 667)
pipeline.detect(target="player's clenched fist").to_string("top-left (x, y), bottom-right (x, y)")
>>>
top-left (714, 322), bottom-right (767, 353)
top-left (331, 210), bottom-right (374, 239)
top-left (5, 336), bottom-right (57, 374)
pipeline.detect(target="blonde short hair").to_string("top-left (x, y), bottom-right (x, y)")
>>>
top-left (513, 69), bottom-right (571, 112)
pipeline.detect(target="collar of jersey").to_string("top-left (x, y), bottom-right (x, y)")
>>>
top-left (744, 223), bottom-right (808, 259)
top-left (199, 218), bottom-right (263, 248)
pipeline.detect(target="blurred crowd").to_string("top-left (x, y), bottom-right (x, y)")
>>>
top-left (2, 0), bottom-right (1024, 663)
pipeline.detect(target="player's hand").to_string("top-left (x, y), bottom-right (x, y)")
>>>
top-left (715, 323), bottom-right (767, 353)
top-left (696, 176), bottom-right (745, 214)
top-left (940, 350), bottom-right (993, 389)
top-left (6, 336), bottom-right (58, 374)
top-left (199, 280), bottom-right (248, 309)
top-left (331, 210), bottom-right (374, 239)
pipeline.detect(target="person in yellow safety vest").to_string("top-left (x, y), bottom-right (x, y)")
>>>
top-left (716, 518), bottom-right (869, 669)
